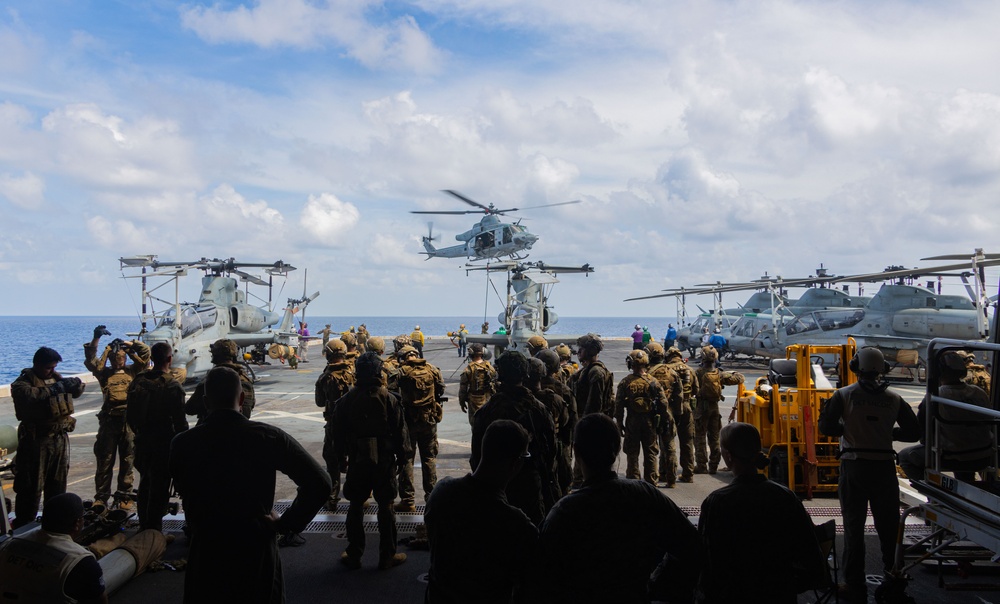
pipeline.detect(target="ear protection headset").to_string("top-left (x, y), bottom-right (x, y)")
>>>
top-left (849, 346), bottom-right (891, 374)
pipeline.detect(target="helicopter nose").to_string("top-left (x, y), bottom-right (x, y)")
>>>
top-left (518, 233), bottom-right (539, 246)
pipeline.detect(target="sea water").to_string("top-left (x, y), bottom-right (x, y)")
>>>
top-left (0, 315), bottom-right (676, 384)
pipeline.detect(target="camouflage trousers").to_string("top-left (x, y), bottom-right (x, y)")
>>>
top-left (660, 405), bottom-right (696, 484)
top-left (343, 462), bottom-right (398, 561)
top-left (398, 418), bottom-right (438, 505)
top-left (322, 421), bottom-right (342, 502)
top-left (693, 401), bottom-right (722, 471)
top-left (623, 413), bottom-right (659, 485)
top-left (465, 398), bottom-right (488, 428)
top-left (12, 424), bottom-right (69, 529)
top-left (94, 412), bottom-right (135, 503)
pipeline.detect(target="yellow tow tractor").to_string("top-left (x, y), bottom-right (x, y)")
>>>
top-left (734, 339), bottom-right (858, 498)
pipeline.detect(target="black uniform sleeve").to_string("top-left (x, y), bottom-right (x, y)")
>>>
top-left (273, 428), bottom-right (333, 534)
top-left (818, 389), bottom-right (845, 437)
top-left (64, 556), bottom-right (106, 603)
top-left (893, 396), bottom-right (921, 443)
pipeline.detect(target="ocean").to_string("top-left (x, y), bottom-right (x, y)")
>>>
top-left (0, 315), bottom-right (675, 384)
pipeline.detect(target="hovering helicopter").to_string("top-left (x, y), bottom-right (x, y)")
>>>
top-left (411, 190), bottom-right (580, 262)
top-left (465, 261), bottom-right (595, 355)
top-left (118, 255), bottom-right (319, 382)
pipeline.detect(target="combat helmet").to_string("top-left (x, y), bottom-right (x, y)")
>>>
top-left (700, 346), bottom-right (718, 364)
top-left (645, 342), bottom-right (665, 363)
top-left (468, 342), bottom-right (486, 358)
top-left (527, 335), bottom-right (548, 354)
top-left (496, 351), bottom-right (529, 384)
top-left (527, 357), bottom-right (547, 383)
top-left (556, 344), bottom-right (574, 361)
top-left (938, 350), bottom-right (969, 377)
top-left (626, 349), bottom-right (649, 369)
top-left (393, 335), bottom-right (412, 352)
top-left (536, 349), bottom-right (561, 375)
top-left (576, 333), bottom-right (603, 355)
top-left (340, 332), bottom-right (357, 348)
top-left (398, 345), bottom-right (419, 359)
top-left (665, 346), bottom-right (684, 362)
top-left (366, 336), bottom-right (385, 355)
top-left (210, 339), bottom-right (239, 363)
top-left (355, 352), bottom-right (383, 384)
top-left (325, 339), bottom-right (348, 360)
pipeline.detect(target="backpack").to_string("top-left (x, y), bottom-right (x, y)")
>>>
top-left (402, 363), bottom-right (438, 407)
top-left (469, 362), bottom-right (495, 395)
top-left (624, 375), bottom-right (657, 413)
top-left (699, 369), bottom-right (722, 402)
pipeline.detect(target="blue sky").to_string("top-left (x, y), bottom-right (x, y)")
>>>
top-left (2, 0), bottom-right (999, 319)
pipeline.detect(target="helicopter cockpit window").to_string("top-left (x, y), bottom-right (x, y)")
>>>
top-left (785, 314), bottom-right (819, 335)
top-left (814, 309), bottom-right (865, 331)
top-left (157, 305), bottom-right (218, 338)
top-left (502, 227), bottom-right (513, 244)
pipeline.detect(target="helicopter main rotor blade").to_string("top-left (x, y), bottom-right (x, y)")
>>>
top-left (512, 200), bottom-right (583, 211)
top-left (233, 269), bottom-right (269, 287)
top-left (442, 190), bottom-right (492, 212)
top-left (410, 210), bottom-right (482, 215)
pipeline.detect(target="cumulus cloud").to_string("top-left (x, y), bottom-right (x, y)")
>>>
top-left (180, 0), bottom-right (443, 72)
top-left (0, 171), bottom-right (44, 208)
top-left (86, 215), bottom-right (152, 251)
top-left (41, 103), bottom-right (200, 191)
top-left (298, 192), bottom-right (360, 244)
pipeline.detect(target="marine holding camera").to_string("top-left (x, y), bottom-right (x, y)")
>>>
top-left (84, 324), bottom-right (150, 512)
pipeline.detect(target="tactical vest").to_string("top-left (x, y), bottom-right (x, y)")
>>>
top-left (317, 363), bottom-right (355, 417)
top-left (623, 374), bottom-right (658, 414)
top-left (837, 382), bottom-right (901, 461)
top-left (0, 528), bottom-right (94, 603)
top-left (12, 370), bottom-right (75, 426)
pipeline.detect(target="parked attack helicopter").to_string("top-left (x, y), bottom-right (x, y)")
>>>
top-left (411, 190), bottom-right (580, 262)
top-left (705, 253), bottom-right (1000, 368)
top-left (464, 261), bottom-right (594, 355)
top-left (118, 256), bottom-right (319, 381)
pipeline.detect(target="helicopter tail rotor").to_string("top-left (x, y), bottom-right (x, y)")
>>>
top-left (423, 222), bottom-right (438, 243)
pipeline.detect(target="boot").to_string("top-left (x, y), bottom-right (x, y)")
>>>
top-left (393, 501), bottom-right (416, 513)
top-left (340, 551), bottom-right (361, 570)
top-left (378, 553), bottom-right (407, 570)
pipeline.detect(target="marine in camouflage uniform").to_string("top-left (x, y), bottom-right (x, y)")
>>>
top-left (185, 339), bottom-right (256, 422)
top-left (458, 343), bottom-right (497, 427)
top-left (383, 335), bottom-right (411, 394)
top-left (527, 357), bottom-right (570, 499)
top-left (84, 326), bottom-right (151, 508)
top-left (693, 347), bottom-right (744, 474)
top-left (356, 324), bottom-right (369, 353)
top-left (10, 347), bottom-right (85, 529)
top-left (334, 352), bottom-right (411, 570)
top-left (395, 346), bottom-right (445, 510)
top-left (316, 339), bottom-right (356, 507)
top-left (536, 349), bottom-right (578, 496)
top-left (615, 350), bottom-right (668, 485)
top-left (471, 352), bottom-right (558, 524)
top-left (569, 334), bottom-right (614, 486)
top-left (664, 346), bottom-right (699, 483)
top-left (556, 344), bottom-right (578, 385)
top-left (126, 342), bottom-right (188, 531)
top-left (645, 343), bottom-right (684, 487)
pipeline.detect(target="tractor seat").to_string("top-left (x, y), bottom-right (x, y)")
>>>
top-left (768, 359), bottom-right (798, 387)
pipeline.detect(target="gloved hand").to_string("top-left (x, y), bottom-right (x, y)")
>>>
top-left (61, 377), bottom-right (83, 392)
top-left (94, 325), bottom-right (111, 338)
top-left (459, 401), bottom-right (468, 413)
top-left (49, 381), bottom-right (67, 396)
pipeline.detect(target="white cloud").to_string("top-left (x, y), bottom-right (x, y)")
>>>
top-left (86, 215), bottom-right (151, 250)
top-left (180, 0), bottom-right (444, 72)
top-left (0, 171), bottom-right (44, 208)
top-left (298, 192), bottom-right (360, 244)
